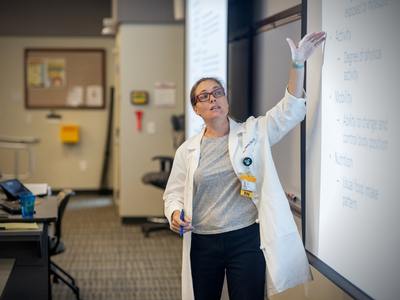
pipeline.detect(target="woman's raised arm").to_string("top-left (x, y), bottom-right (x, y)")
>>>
top-left (287, 31), bottom-right (326, 98)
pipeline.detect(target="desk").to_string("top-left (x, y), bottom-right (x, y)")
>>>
top-left (0, 259), bottom-right (14, 299)
top-left (0, 196), bottom-right (57, 300)
top-left (0, 196), bottom-right (57, 223)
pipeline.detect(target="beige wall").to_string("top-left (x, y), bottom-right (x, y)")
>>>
top-left (254, 0), bottom-right (301, 21)
top-left (116, 24), bottom-right (184, 217)
top-left (0, 37), bottom-right (115, 189)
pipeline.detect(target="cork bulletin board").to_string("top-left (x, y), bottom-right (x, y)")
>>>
top-left (24, 48), bottom-right (106, 109)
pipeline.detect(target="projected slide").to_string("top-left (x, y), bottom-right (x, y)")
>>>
top-left (185, 0), bottom-right (227, 138)
top-left (318, 0), bottom-right (400, 298)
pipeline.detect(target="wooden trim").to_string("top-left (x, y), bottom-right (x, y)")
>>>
top-left (24, 48), bottom-right (106, 110)
top-left (254, 4), bottom-right (302, 31)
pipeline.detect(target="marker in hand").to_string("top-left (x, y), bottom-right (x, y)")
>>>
top-left (179, 209), bottom-right (185, 237)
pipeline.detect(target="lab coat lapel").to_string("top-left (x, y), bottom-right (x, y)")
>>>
top-left (186, 127), bottom-right (204, 170)
top-left (184, 127), bottom-right (204, 217)
top-left (228, 118), bottom-right (258, 179)
top-left (228, 118), bottom-right (245, 173)
top-left (186, 127), bottom-right (204, 151)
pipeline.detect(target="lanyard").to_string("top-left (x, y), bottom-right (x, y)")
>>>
top-left (242, 137), bottom-right (255, 169)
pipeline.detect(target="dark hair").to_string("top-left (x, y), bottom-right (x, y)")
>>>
top-left (190, 77), bottom-right (225, 107)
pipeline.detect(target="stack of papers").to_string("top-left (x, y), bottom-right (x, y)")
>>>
top-left (25, 183), bottom-right (49, 196)
top-left (0, 223), bottom-right (39, 230)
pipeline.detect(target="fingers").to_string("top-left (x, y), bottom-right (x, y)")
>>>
top-left (314, 33), bottom-right (326, 47)
top-left (310, 32), bottom-right (325, 43)
top-left (311, 32), bottom-right (326, 46)
top-left (170, 212), bottom-right (193, 234)
top-left (182, 223), bottom-right (194, 233)
top-left (183, 216), bottom-right (193, 233)
top-left (302, 32), bottom-right (326, 52)
top-left (171, 214), bottom-right (189, 227)
top-left (304, 31), bottom-right (325, 43)
top-left (286, 38), bottom-right (297, 52)
top-left (314, 37), bottom-right (326, 47)
top-left (284, 31), bottom-right (326, 64)
top-left (170, 222), bottom-right (193, 234)
top-left (170, 224), bottom-right (179, 233)
top-left (289, 31), bottom-right (325, 63)
top-left (302, 32), bottom-right (315, 42)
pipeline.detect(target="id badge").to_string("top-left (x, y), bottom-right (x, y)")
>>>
top-left (239, 173), bottom-right (256, 199)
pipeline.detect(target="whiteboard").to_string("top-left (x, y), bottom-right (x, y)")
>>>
top-left (306, 1), bottom-right (400, 299)
top-left (185, 0), bottom-right (228, 139)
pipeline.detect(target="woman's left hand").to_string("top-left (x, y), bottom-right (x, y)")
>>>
top-left (286, 31), bottom-right (326, 64)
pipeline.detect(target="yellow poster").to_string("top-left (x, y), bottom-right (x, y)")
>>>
top-left (46, 59), bottom-right (66, 87)
top-left (27, 58), bottom-right (45, 88)
top-left (27, 58), bottom-right (66, 88)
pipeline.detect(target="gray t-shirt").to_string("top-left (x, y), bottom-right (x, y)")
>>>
top-left (192, 134), bottom-right (257, 234)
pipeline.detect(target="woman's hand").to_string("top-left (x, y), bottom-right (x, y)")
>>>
top-left (286, 31), bottom-right (326, 97)
top-left (286, 31), bottom-right (326, 65)
top-left (170, 210), bottom-right (193, 235)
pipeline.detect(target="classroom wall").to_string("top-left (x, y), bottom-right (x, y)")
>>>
top-left (0, 36), bottom-right (115, 190)
top-left (117, 24), bottom-right (184, 217)
top-left (0, 0), bottom-right (110, 36)
top-left (116, 0), bottom-right (176, 23)
top-left (254, 0), bottom-right (301, 21)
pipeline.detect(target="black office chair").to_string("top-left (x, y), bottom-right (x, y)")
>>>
top-left (49, 189), bottom-right (80, 300)
top-left (141, 115), bottom-right (184, 237)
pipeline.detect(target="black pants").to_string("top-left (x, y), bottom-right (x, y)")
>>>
top-left (190, 223), bottom-right (266, 300)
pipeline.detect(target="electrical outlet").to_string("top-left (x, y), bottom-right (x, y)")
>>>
top-left (147, 121), bottom-right (156, 134)
top-left (79, 160), bottom-right (88, 171)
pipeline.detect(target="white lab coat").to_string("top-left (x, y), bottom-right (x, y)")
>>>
top-left (164, 89), bottom-right (313, 299)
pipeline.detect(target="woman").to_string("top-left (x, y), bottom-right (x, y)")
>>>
top-left (164, 32), bottom-right (326, 300)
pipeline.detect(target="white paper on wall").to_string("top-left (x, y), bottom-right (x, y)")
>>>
top-left (66, 86), bottom-right (84, 107)
top-left (154, 82), bottom-right (176, 107)
top-left (86, 85), bottom-right (103, 107)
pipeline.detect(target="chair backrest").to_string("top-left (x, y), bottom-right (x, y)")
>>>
top-left (51, 189), bottom-right (74, 252)
top-left (171, 114), bottom-right (185, 149)
top-left (171, 114), bottom-right (184, 131)
top-left (142, 114), bottom-right (185, 190)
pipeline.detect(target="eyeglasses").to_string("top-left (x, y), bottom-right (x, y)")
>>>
top-left (195, 87), bottom-right (225, 103)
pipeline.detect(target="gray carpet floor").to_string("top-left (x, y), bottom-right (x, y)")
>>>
top-left (52, 195), bottom-right (182, 300)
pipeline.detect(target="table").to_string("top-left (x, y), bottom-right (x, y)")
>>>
top-left (0, 196), bottom-right (57, 300)
top-left (0, 196), bottom-right (57, 223)
top-left (0, 259), bottom-right (14, 299)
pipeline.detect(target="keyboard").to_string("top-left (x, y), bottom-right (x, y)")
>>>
top-left (0, 199), bottom-right (21, 214)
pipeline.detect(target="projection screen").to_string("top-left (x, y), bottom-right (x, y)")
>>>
top-left (185, 0), bottom-right (228, 139)
top-left (305, 1), bottom-right (400, 299)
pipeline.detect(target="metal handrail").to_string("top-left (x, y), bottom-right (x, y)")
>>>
top-left (0, 136), bottom-right (40, 180)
